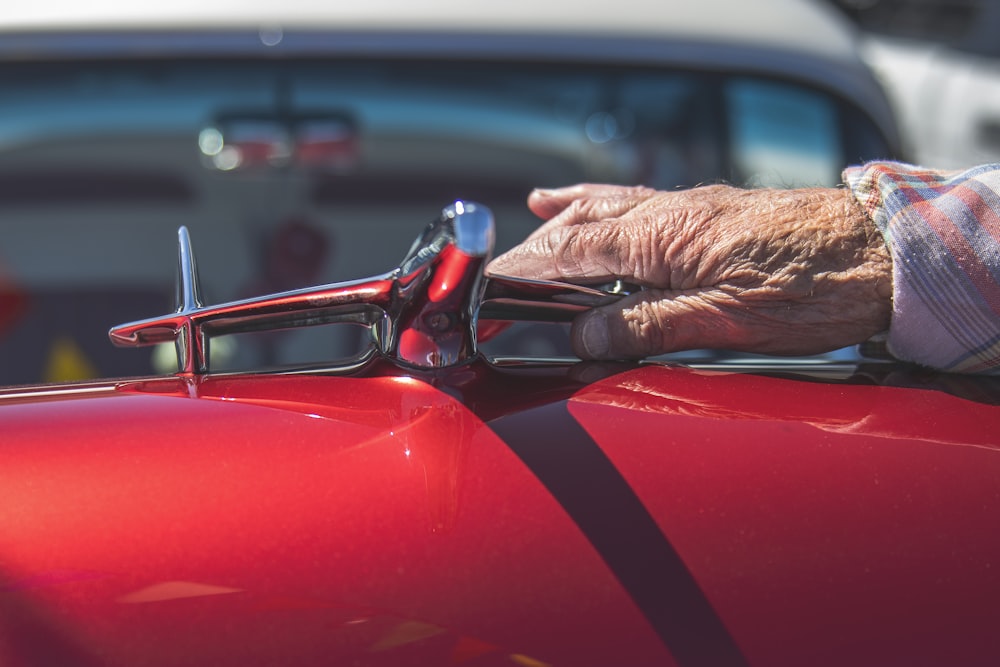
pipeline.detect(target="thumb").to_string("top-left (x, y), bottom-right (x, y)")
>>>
top-left (571, 290), bottom-right (736, 360)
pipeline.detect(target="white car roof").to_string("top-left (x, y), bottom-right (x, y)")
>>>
top-left (3, 0), bottom-right (857, 63)
top-left (0, 0), bottom-right (899, 151)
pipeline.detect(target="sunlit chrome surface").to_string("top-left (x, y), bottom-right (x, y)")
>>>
top-left (480, 276), bottom-right (640, 322)
top-left (110, 202), bottom-right (633, 374)
top-left (111, 202), bottom-right (481, 371)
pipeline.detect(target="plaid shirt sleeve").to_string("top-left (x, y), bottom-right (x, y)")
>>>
top-left (843, 162), bottom-right (1000, 373)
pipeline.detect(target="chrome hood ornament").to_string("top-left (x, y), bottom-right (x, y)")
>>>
top-left (110, 202), bottom-right (630, 374)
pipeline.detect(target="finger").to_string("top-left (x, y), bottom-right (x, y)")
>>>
top-left (522, 192), bottom-right (657, 248)
top-left (488, 218), bottom-right (638, 281)
top-left (527, 183), bottom-right (655, 220)
top-left (570, 289), bottom-right (742, 360)
top-left (525, 185), bottom-right (657, 242)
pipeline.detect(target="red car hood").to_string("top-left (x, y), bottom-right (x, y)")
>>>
top-left (1, 363), bottom-right (998, 666)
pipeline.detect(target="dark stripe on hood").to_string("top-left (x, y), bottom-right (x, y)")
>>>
top-left (488, 400), bottom-right (748, 667)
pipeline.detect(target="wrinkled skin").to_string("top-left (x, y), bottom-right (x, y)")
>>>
top-left (487, 183), bottom-right (893, 360)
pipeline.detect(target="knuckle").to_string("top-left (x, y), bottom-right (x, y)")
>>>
top-left (620, 299), bottom-right (671, 356)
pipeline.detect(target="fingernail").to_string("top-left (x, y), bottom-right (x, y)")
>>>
top-left (532, 188), bottom-right (556, 198)
top-left (579, 312), bottom-right (610, 359)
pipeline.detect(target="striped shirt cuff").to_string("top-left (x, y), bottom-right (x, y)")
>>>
top-left (843, 161), bottom-right (1000, 374)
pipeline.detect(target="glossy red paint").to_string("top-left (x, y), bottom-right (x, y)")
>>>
top-left (570, 366), bottom-right (1000, 665)
top-left (0, 368), bottom-right (671, 667)
top-left (1, 362), bottom-right (999, 666)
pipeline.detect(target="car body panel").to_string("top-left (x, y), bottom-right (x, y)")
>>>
top-left (0, 370), bottom-right (673, 666)
top-left (571, 366), bottom-right (1000, 664)
top-left (2, 363), bottom-right (998, 665)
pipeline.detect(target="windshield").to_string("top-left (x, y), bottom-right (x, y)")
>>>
top-left (0, 59), bottom-right (893, 382)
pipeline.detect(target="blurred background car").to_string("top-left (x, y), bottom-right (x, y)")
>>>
top-left (0, 0), bottom-right (900, 383)
top-left (830, 0), bottom-right (1000, 168)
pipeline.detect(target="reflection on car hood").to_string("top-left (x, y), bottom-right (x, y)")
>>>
top-left (1, 360), bottom-right (999, 665)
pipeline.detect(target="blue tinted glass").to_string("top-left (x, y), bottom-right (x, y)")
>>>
top-left (727, 78), bottom-right (842, 187)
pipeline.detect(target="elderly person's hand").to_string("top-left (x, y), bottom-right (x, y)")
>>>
top-left (487, 183), bottom-right (893, 360)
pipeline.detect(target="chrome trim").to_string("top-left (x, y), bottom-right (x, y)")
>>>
top-left (176, 226), bottom-right (204, 313)
top-left (480, 276), bottom-right (640, 322)
top-left (111, 202), bottom-right (493, 373)
top-left (0, 385), bottom-right (118, 400)
top-left (447, 201), bottom-right (494, 257)
top-left (175, 226), bottom-right (207, 375)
